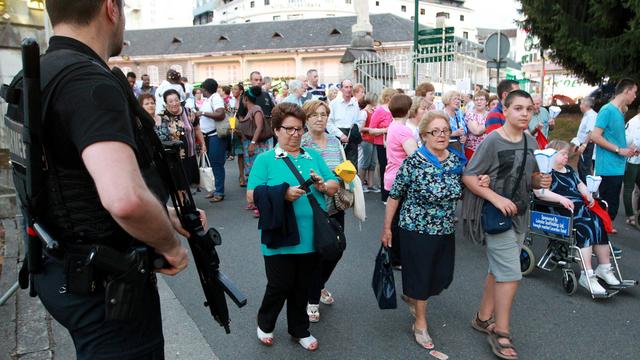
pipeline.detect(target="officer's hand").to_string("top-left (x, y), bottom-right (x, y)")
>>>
top-left (157, 244), bottom-right (189, 276)
top-left (167, 207), bottom-right (207, 237)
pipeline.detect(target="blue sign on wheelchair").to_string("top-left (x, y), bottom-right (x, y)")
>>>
top-left (530, 211), bottom-right (571, 237)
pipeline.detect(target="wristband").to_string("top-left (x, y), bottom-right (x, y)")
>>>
top-left (251, 141), bottom-right (256, 144)
top-left (615, 146), bottom-right (620, 154)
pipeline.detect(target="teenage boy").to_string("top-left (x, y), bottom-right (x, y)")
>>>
top-left (463, 90), bottom-right (551, 360)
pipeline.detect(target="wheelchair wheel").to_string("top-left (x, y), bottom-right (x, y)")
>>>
top-left (562, 270), bottom-right (578, 295)
top-left (520, 245), bottom-right (535, 276)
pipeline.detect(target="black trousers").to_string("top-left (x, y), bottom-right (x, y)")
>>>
top-left (258, 252), bottom-right (318, 338)
top-left (578, 143), bottom-right (594, 184)
top-left (308, 211), bottom-right (345, 304)
top-left (34, 259), bottom-right (164, 360)
top-left (339, 128), bottom-right (359, 167)
top-left (375, 144), bottom-right (389, 202)
top-left (599, 175), bottom-right (624, 221)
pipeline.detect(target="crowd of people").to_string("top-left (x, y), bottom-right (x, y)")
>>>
top-left (130, 68), bottom-right (639, 359)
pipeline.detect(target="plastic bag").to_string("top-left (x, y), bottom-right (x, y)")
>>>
top-left (352, 175), bottom-right (366, 222)
top-left (371, 245), bottom-right (397, 309)
top-left (198, 153), bottom-right (215, 193)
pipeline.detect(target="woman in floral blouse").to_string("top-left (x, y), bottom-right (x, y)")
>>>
top-left (155, 89), bottom-right (205, 185)
top-left (381, 110), bottom-right (467, 351)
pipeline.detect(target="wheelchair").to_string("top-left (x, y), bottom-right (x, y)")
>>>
top-left (520, 198), bottom-right (638, 299)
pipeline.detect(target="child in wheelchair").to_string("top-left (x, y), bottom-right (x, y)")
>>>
top-left (532, 140), bottom-right (620, 295)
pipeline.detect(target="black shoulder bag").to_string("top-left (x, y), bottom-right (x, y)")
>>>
top-left (481, 135), bottom-right (528, 234)
top-left (281, 156), bottom-right (346, 261)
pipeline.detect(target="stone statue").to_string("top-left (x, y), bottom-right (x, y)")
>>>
top-left (351, 0), bottom-right (373, 48)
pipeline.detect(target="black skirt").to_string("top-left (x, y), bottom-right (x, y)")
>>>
top-left (399, 229), bottom-right (455, 301)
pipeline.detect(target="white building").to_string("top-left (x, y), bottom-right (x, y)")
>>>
top-left (125, 0), bottom-right (192, 30)
top-left (193, 0), bottom-right (477, 40)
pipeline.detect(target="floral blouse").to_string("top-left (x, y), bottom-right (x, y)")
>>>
top-left (389, 150), bottom-right (463, 235)
top-left (155, 109), bottom-right (197, 157)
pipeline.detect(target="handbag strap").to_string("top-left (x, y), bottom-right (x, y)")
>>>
top-left (508, 135), bottom-right (528, 200)
top-left (281, 154), bottom-right (323, 209)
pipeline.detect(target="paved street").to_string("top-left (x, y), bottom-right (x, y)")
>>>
top-left (164, 163), bottom-right (640, 360)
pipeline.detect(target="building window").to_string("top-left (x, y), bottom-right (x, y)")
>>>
top-left (250, 1), bottom-right (254, 8)
top-left (264, 0), bottom-right (270, 5)
top-left (401, 5), bottom-right (406, 12)
top-left (147, 65), bottom-right (159, 86)
top-left (463, 31), bottom-right (468, 39)
top-left (420, 8), bottom-right (425, 15)
top-left (375, 1), bottom-right (379, 6)
top-left (460, 15), bottom-right (465, 21)
top-left (273, 15), bottom-right (280, 20)
top-left (345, 0), bottom-right (352, 4)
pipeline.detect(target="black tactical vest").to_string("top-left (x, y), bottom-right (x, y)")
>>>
top-left (3, 48), bottom-right (167, 251)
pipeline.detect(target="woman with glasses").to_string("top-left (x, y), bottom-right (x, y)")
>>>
top-left (464, 90), bottom-right (490, 159)
top-left (381, 110), bottom-right (466, 351)
top-left (248, 103), bottom-right (338, 352)
top-left (300, 100), bottom-right (345, 323)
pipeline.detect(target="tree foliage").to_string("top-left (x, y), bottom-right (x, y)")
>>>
top-left (519, 0), bottom-right (640, 84)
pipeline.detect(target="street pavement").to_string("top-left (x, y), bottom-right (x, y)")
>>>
top-left (164, 163), bottom-right (640, 360)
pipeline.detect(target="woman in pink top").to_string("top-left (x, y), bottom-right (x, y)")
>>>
top-left (382, 93), bottom-right (417, 268)
top-left (385, 95), bottom-right (418, 191)
top-left (464, 90), bottom-right (490, 160)
top-left (366, 88), bottom-right (398, 202)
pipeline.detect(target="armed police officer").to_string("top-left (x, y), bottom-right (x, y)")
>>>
top-left (9, 0), bottom-right (193, 358)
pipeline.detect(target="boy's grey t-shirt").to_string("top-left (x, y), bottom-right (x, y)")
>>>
top-left (464, 131), bottom-right (539, 233)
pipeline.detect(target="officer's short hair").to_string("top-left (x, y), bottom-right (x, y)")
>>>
top-left (126, 72), bottom-right (136, 79)
top-left (47, 0), bottom-right (123, 26)
top-left (615, 78), bottom-right (637, 95)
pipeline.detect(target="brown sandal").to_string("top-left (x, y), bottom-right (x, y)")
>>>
top-left (471, 312), bottom-right (495, 334)
top-left (487, 330), bottom-right (518, 360)
top-left (209, 195), bottom-right (224, 203)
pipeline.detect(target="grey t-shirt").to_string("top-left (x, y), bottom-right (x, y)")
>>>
top-left (464, 131), bottom-right (539, 233)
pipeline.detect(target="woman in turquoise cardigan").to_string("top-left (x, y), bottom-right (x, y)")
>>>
top-left (247, 103), bottom-right (338, 351)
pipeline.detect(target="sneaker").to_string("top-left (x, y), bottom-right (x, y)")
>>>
top-left (369, 186), bottom-right (381, 193)
top-left (307, 303), bottom-right (320, 322)
top-left (595, 264), bottom-right (621, 286)
top-left (611, 245), bottom-right (622, 257)
top-left (363, 186), bottom-right (371, 193)
top-left (579, 272), bottom-right (607, 295)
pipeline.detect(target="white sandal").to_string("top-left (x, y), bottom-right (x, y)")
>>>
top-left (320, 288), bottom-right (334, 305)
top-left (412, 324), bottom-right (435, 350)
top-left (257, 326), bottom-right (274, 346)
top-left (297, 335), bottom-right (319, 351)
top-left (307, 303), bottom-right (320, 322)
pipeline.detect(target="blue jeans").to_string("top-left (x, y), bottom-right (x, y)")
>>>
top-left (207, 134), bottom-right (228, 196)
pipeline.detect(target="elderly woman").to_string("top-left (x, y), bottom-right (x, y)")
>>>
top-left (381, 111), bottom-right (466, 351)
top-left (326, 86), bottom-right (339, 103)
top-left (248, 103), bottom-right (338, 351)
top-left (442, 90), bottom-right (468, 153)
top-left (282, 79), bottom-right (305, 106)
top-left (368, 88), bottom-right (398, 202)
top-left (464, 90), bottom-right (490, 159)
top-left (139, 93), bottom-right (162, 125)
top-left (407, 96), bottom-right (427, 145)
top-left (155, 89), bottom-right (204, 185)
top-left (300, 100), bottom-right (345, 323)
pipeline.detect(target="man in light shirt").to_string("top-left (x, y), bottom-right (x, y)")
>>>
top-left (575, 96), bottom-right (598, 182)
top-left (327, 79), bottom-right (364, 166)
top-left (196, 78), bottom-right (227, 202)
top-left (528, 94), bottom-right (552, 138)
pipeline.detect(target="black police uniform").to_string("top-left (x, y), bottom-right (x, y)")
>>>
top-left (31, 36), bottom-right (165, 359)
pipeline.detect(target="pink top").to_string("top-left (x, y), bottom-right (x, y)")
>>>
top-left (384, 121), bottom-right (415, 191)
top-left (369, 106), bottom-right (393, 145)
top-left (464, 110), bottom-right (488, 152)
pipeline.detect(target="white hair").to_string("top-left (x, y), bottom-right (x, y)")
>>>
top-left (288, 79), bottom-right (303, 92)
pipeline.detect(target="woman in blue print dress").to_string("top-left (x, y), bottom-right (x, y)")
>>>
top-left (533, 140), bottom-right (620, 295)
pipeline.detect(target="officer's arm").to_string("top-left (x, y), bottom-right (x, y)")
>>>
top-left (82, 141), bottom-right (188, 273)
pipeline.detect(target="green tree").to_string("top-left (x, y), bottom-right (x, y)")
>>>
top-left (519, 0), bottom-right (640, 84)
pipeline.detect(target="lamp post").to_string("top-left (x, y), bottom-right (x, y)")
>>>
top-left (413, 0), bottom-right (419, 90)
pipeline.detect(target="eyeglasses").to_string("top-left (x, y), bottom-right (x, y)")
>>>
top-left (279, 126), bottom-right (305, 135)
top-left (425, 129), bottom-right (452, 137)
top-left (309, 113), bottom-right (328, 119)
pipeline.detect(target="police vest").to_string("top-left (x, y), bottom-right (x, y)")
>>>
top-left (2, 48), bottom-right (167, 249)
